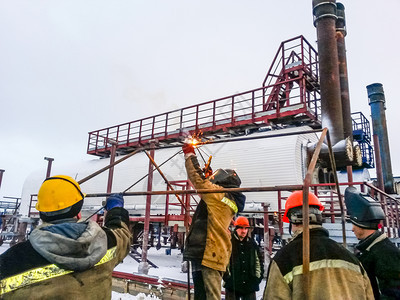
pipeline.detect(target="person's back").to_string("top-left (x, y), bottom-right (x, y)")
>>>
top-left (355, 231), bottom-right (400, 300)
top-left (0, 176), bottom-right (132, 300)
top-left (265, 225), bottom-right (373, 300)
top-left (263, 191), bottom-right (374, 300)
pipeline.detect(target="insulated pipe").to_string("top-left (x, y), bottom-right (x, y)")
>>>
top-left (336, 3), bottom-right (353, 142)
top-left (313, 0), bottom-right (344, 145)
top-left (106, 142), bottom-right (117, 194)
top-left (367, 83), bottom-right (394, 194)
top-left (0, 169), bottom-right (4, 191)
top-left (44, 157), bottom-right (54, 178)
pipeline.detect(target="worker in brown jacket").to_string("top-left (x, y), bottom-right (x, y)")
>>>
top-left (0, 175), bottom-right (132, 300)
top-left (263, 190), bottom-right (374, 300)
top-left (182, 142), bottom-right (246, 300)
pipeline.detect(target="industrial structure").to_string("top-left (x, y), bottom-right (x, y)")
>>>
top-left (1, 1), bottom-right (399, 298)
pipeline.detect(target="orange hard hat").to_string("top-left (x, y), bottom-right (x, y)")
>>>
top-left (282, 191), bottom-right (324, 223)
top-left (234, 216), bottom-right (250, 228)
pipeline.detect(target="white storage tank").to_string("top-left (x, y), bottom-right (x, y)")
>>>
top-left (20, 126), bottom-right (319, 218)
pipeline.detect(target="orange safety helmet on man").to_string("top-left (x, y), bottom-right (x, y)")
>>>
top-left (36, 175), bottom-right (85, 222)
top-left (234, 216), bottom-right (250, 228)
top-left (282, 190), bottom-right (324, 224)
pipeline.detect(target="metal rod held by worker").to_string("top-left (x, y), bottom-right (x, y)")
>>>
top-left (78, 147), bottom-right (144, 185)
top-left (123, 149), bottom-right (183, 193)
top-left (325, 131), bottom-right (347, 247)
top-left (144, 150), bottom-right (187, 210)
top-left (302, 127), bottom-right (328, 299)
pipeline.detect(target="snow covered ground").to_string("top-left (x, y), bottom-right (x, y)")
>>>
top-left (1, 243), bottom-right (265, 299)
top-left (114, 247), bottom-right (188, 282)
top-left (112, 291), bottom-right (160, 300)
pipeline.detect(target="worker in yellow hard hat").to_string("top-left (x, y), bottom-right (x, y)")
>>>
top-left (35, 175), bottom-right (85, 222)
top-left (0, 175), bottom-right (132, 299)
top-left (263, 191), bottom-right (374, 300)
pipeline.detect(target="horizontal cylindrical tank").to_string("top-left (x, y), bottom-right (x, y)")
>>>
top-left (20, 126), bottom-right (319, 216)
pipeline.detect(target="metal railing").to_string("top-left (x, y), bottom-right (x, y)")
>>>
top-left (87, 36), bottom-right (321, 157)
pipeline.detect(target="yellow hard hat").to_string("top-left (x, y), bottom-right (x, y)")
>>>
top-left (36, 175), bottom-right (85, 212)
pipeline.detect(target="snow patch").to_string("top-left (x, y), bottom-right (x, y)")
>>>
top-left (112, 291), bottom-right (160, 300)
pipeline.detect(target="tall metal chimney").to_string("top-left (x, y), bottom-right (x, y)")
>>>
top-left (336, 3), bottom-right (353, 141)
top-left (366, 83), bottom-right (394, 194)
top-left (313, 0), bottom-right (344, 145)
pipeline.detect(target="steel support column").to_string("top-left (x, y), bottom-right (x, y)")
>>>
top-left (140, 142), bottom-right (156, 274)
top-left (373, 135), bottom-right (390, 236)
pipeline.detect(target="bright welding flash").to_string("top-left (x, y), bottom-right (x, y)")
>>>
top-left (184, 136), bottom-right (199, 147)
top-left (191, 138), bottom-right (199, 146)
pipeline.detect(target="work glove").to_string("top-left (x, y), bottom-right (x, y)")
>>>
top-left (105, 193), bottom-right (124, 211)
top-left (182, 143), bottom-right (195, 155)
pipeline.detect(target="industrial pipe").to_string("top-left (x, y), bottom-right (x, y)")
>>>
top-left (313, 0), bottom-right (344, 145)
top-left (0, 169), bottom-right (4, 191)
top-left (84, 184), bottom-right (305, 198)
top-left (44, 157), bottom-right (54, 179)
top-left (336, 3), bottom-right (353, 142)
top-left (367, 83), bottom-right (394, 194)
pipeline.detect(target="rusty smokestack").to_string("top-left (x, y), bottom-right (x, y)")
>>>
top-left (313, 0), bottom-right (344, 145)
top-left (336, 3), bottom-right (353, 142)
top-left (367, 83), bottom-right (394, 194)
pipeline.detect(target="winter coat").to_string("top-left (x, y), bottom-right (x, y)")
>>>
top-left (0, 207), bottom-right (132, 300)
top-left (263, 225), bottom-right (374, 300)
top-left (355, 231), bottom-right (400, 300)
top-left (223, 230), bottom-right (263, 295)
top-left (183, 154), bottom-right (246, 272)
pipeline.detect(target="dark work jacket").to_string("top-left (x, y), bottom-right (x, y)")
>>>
top-left (355, 231), bottom-right (400, 300)
top-left (0, 208), bottom-right (132, 300)
top-left (223, 231), bottom-right (263, 295)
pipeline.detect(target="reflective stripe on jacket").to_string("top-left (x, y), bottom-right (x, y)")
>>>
top-left (0, 207), bottom-right (132, 300)
top-left (1, 246), bottom-right (117, 295)
top-left (183, 155), bottom-right (237, 271)
top-left (263, 226), bottom-right (374, 300)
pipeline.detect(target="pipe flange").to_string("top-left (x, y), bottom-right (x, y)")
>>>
top-left (313, 1), bottom-right (337, 26)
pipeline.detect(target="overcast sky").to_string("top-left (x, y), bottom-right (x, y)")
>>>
top-left (1, 0), bottom-right (399, 199)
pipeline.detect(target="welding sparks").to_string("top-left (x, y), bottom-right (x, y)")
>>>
top-left (184, 136), bottom-right (200, 147)
top-left (191, 138), bottom-right (200, 146)
top-left (184, 131), bottom-right (213, 147)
